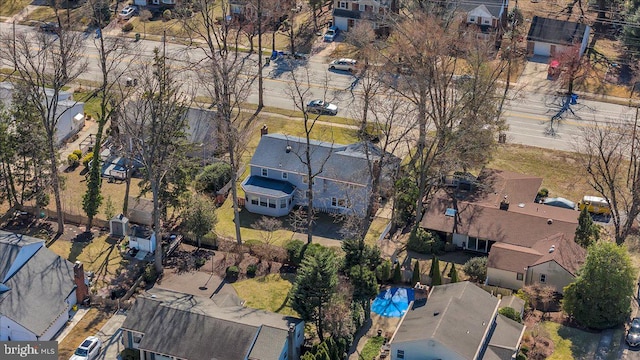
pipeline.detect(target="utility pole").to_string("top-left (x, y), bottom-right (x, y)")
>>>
top-left (257, 0), bottom-right (264, 108)
top-left (12, 20), bottom-right (16, 72)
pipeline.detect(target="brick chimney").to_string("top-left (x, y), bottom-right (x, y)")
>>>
top-left (287, 323), bottom-right (296, 360)
top-left (261, 124), bottom-right (268, 137)
top-left (74, 261), bottom-right (88, 304)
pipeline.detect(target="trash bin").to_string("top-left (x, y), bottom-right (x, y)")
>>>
top-left (570, 93), bottom-right (579, 105)
top-left (265, 57), bottom-right (270, 66)
top-left (498, 133), bottom-right (507, 144)
top-left (135, 33), bottom-right (140, 41)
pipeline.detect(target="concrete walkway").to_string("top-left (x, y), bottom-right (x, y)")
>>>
top-left (96, 312), bottom-right (127, 360)
top-left (54, 307), bottom-right (89, 343)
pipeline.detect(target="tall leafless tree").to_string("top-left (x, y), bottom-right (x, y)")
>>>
top-left (0, 14), bottom-right (88, 234)
top-left (180, 0), bottom-right (259, 245)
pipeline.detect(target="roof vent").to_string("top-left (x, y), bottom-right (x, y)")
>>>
top-left (286, 145), bottom-right (292, 153)
top-left (547, 218), bottom-right (553, 225)
top-left (549, 245), bottom-right (555, 253)
top-left (499, 195), bottom-right (509, 211)
top-left (433, 311), bottom-right (440, 316)
top-left (518, 203), bottom-right (525, 208)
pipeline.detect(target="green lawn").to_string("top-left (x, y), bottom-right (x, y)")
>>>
top-left (542, 322), bottom-right (615, 360)
top-left (365, 216), bottom-right (390, 247)
top-left (356, 336), bottom-right (385, 360)
top-left (231, 274), bottom-right (297, 316)
top-left (73, 90), bottom-right (102, 119)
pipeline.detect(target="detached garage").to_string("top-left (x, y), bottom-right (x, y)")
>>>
top-left (526, 16), bottom-right (591, 58)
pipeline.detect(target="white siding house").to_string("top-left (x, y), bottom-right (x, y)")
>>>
top-left (526, 16), bottom-right (591, 57)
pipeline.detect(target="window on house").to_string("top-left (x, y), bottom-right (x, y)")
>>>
top-left (282, 172), bottom-right (288, 179)
top-left (262, 168), bottom-right (268, 177)
top-left (303, 176), bottom-right (315, 185)
top-left (251, 196), bottom-right (258, 205)
top-left (516, 273), bottom-right (524, 281)
top-left (332, 198), bottom-right (348, 208)
top-left (468, 237), bottom-right (477, 250)
top-left (359, 4), bottom-right (366, 11)
top-left (338, 1), bottom-right (348, 9)
top-left (483, 19), bottom-right (490, 24)
top-left (268, 200), bottom-right (276, 208)
top-left (397, 350), bottom-right (405, 359)
top-left (280, 199), bottom-right (287, 208)
top-left (540, 274), bottom-right (546, 283)
top-left (469, 17), bottom-right (475, 22)
top-left (260, 198), bottom-right (267, 207)
top-left (133, 335), bottom-right (142, 344)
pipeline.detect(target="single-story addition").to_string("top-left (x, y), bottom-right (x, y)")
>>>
top-left (242, 132), bottom-right (397, 217)
top-left (487, 233), bottom-right (585, 294)
top-left (420, 168), bottom-right (581, 292)
top-left (389, 281), bottom-right (525, 360)
top-left (0, 231), bottom-right (87, 341)
top-left (0, 82), bottom-right (85, 145)
top-left (526, 16), bottom-right (591, 57)
top-left (121, 288), bottom-right (304, 360)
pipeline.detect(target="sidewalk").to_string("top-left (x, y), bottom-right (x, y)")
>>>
top-left (54, 307), bottom-right (89, 343)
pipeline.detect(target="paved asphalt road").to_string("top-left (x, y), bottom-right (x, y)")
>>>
top-left (1, 22), bottom-right (638, 153)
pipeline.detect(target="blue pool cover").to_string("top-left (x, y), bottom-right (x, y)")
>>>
top-left (371, 288), bottom-right (415, 318)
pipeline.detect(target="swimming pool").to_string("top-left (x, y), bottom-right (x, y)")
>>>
top-left (371, 288), bottom-right (415, 318)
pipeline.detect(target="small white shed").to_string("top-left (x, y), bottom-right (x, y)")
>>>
top-left (109, 214), bottom-right (129, 238)
top-left (129, 225), bottom-right (157, 254)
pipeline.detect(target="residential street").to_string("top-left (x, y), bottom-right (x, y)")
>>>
top-left (0, 22), bottom-right (637, 153)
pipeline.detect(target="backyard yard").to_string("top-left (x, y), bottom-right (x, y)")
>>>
top-left (231, 273), bottom-right (297, 316)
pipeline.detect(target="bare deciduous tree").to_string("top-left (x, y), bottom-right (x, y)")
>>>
top-left (181, 0), bottom-right (259, 245)
top-left (251, 216), bottom-right (283, 245)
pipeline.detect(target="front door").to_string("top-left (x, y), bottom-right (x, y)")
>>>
top-left (477, 16), bottom-right (482, 25)
top-left (550, 45), bottom-right (556, 57)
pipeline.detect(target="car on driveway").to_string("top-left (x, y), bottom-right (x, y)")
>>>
top-left (329, 58), bottom-right (357, 72)
top-left (119, 5), bottom-right (138, 20)
top-left (70, 336), bottom-right (102, 360)
top-left (307, 100), bottom-right (338, 115)
top-left (324, 26), bottom-right (339, 42)
top-left (627, 318), bottom-right (640, 348)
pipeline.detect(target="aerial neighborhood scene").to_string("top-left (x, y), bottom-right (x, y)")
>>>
top-left (2, 0), bottom-right (640, 358)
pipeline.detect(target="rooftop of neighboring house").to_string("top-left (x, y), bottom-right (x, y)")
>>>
top-left (121, 288), bottom-right (301, 360)
top-left (420, 168), bottom-right (579, 247)
top-left (449, 0), bottom-right (506, 18)
top-left (392, 281), bottom-right (524, 360)
top-left (526, 16), bottom-right (590, 46)
top-left (0, 231), bottom-right (76, 338)
top-left (249, 133), bottom-right (396, 186)
top-left (488, 233), bottom-right (586, 275)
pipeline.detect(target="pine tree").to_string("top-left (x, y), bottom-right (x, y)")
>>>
top-left (431, 257), bottom-right (442, 286)
top-left (575, 206), bottom-right (599, 248)
top-left (393, 262), bottom-right (402, 283)
top-left (449, 263), bottom-right (459, 283)
top-left (412, 260), bottom-right (421, 285)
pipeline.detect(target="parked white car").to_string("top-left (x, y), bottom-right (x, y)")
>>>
top-left (119, 5), bottom-right (138, 20)
top-left (307, 100), bottom-right (338, 115)
top-left (70, 336), bottom-right (102, 360)
top-left (329, 58), bottom-right (357, 72)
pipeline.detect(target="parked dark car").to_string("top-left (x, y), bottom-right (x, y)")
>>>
top-left (38, 22), bottom-right (60, 34)
top-left (627, 318), bottom-right (640, 347)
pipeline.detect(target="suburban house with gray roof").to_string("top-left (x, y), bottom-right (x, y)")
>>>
top-left (331, 0), bottom-right (399, 33)
top-left (0, 231), bottom-right (84, 341)
top-left (241, 132), bottom-right (397, 217)
top-left (390, 281), bottom-right (525, 360)
top-left (121, 288), bottom-right (304, 360)
top-left (526, 16), bottom-right (591, 57)
top-left (451, 0), bottom-right (508, 30)
top-left (420, 168), bottom-right (582, 292)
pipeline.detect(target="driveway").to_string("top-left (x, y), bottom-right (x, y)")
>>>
top-left (96, 312), bottom-right (127, 360)
top-left (518, 55), bottom-right (562, 94)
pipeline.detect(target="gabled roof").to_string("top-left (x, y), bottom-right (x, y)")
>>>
top-left (392, 282), bottom-right (500, 359)
top-left (250, 133), bottom-right (392, 186)
top-left (526, 16), bottom-right (589, 46)
top-left (248, 325), bottom-right (288, 360)
top-left (0, 231), bottom-right (76, 337)
top-left (420, 168), bottom-right (579, 248)
top-left (488, 233), bottom-right (586, 276)
top-left (450, 0), bottom-right (506, 18)
top-left (122, 289), bottom-right (302, 360)
top-left (484, 314), bottom-right (526, 360)
top-left (333, 8), bottom-right (362, 19)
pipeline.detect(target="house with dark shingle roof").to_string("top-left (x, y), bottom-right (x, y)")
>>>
top-left (450, 0), bottom-right (508, 30)
top-left (389, 281), bottom-right (525, 360)
top-left (331, 0), bottom-right (399, 33)
top-left (526, 16), bottom-right (591, 57)
top-left (0, 231), bottom-right (81, 341)
top-left (420, 168), bottom-right (583, 292)
top-left (121, 288), bottom-right (304, 360)
top-left (242, 132), bottom-right (397, 217)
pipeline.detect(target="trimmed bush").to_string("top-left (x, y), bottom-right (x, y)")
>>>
top-left (226, 266), bottom-right (240, 280)
top-left (143, 264), bottom-right (157, 283)
top-left (163, 9), bottom-right (172, 20)
top-left (247, 264), bottom-right (258, 277)
top-left (499, 307), bottom-right (522, 323)
top-left (375, 260), bottom-right (392, 282)
top-left (392, 262), bottom-right (402, 283)
top-left (82, 152), bottom-right (94, 167)
top-left (195, 162), bottom-right (232, 194)
top-left (285, 239), bottom-right (305, 266)
top-left (407, 228), bottom-right (444, 254)
top-left (72, 149), bottom-right (83, 158)
top-left (195, 257), bottom-right (206, 269)
top-left (411, 260), bottom-right (421, 285)
top-left (463, 257), bottom-right (488, 282)
top-left (67, 153), bottom-right (80, 167)
top-left (122, 22), bottom-right (134, 32)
